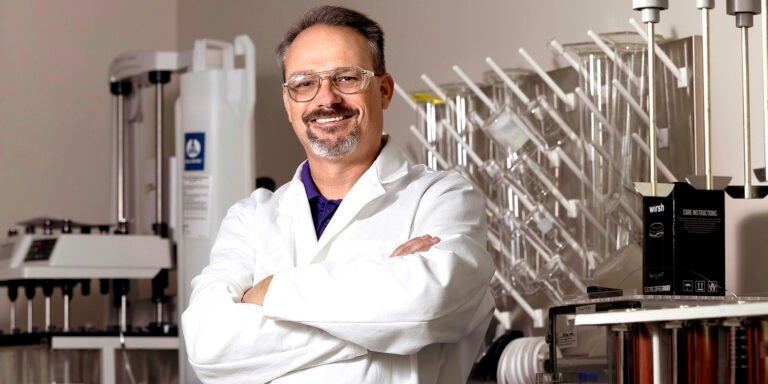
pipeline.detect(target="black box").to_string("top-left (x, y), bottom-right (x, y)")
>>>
top-left (642, 182), bottom-right (725, 296)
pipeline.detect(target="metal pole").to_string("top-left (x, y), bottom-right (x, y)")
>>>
top-left (116, 93), bottom-right (127, 230)
top-left (155, 82), bottom-right (163, 225)
top-left (63, 293), bottom-right (70, 332)
top-left (111, 81), bottom-right (132, 233)
top-left (121, 294), bottom-right (127, 333)
top-left (702, 6), bottom-right (713, 189)
top-left (742, 27), bottom-right (754, 197)
top-left (763, 0), bottom-right (768, 176)
top-left (648, 21), bottom-right (658, 195)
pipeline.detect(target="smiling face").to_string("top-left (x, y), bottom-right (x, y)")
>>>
top-left (282, 24), bottom-right (394, 164)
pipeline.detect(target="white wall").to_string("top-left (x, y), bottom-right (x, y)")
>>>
top-left (178, 0), bottom-right (768, 295)
top-left (0, 0), bottom-right (178, 331)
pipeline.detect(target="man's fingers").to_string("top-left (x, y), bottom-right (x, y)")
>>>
top-left (390, 234), bottom-right (440, 257)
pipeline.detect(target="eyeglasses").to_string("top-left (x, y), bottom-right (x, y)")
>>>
top-left (283, 66), bottom-right (379, 102)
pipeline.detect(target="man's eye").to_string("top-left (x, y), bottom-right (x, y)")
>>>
top-left (293, 80), bottom-right (317, 89)
top-left (335, 75), bottom-right (360, 83)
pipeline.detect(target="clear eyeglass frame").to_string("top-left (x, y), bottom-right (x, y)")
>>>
top-left (282, 65), bottom-right (379, 102)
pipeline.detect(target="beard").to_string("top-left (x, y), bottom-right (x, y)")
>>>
top-left (302, 105), bottom-right (360, 158)
top-left (307, 123), bottom-right (360, 158)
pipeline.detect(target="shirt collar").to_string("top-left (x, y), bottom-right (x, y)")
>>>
top-left (300, 161), bottom-right (322, 201)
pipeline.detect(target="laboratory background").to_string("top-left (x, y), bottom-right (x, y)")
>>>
top-left (2, 0), bottom-right (768, 383)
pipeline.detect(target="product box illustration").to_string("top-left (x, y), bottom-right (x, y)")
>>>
top-left (641, 182), bottom-right (725, 296)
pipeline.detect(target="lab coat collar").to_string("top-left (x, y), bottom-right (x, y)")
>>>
top-left (278, 135), bottom-right (410, 264)
top-left (373, 135), bottom-right (409, 184)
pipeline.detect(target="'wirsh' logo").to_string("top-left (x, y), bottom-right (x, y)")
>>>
top-left (649, 204), bottom-right (665, 213)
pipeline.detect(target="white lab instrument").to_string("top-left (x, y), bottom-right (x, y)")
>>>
top-left (0, 34), bottom-right (255, 384)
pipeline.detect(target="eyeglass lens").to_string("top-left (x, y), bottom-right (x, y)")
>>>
top-left (287, 67), bottom-right (369, 102)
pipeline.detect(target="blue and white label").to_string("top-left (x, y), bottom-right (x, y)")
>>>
top-left (184, 133), bottom-right (205, 171)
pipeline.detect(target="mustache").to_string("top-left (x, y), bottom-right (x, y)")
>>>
top-left (302, 105), bottom-right (358, 125)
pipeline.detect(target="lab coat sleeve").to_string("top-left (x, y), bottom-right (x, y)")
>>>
top-left (262, 173), bottom-right (495, 355)
top-left (181, 194), bottom-right (367, 383)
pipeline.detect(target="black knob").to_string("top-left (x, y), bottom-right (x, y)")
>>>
top-left (24, 283), bottom-right (36, 300)
top-left (7, 229), bottom-right (18, 237)
top-left (80, 280), bottom-right (91, 296)
top-left (152, 269), bottom-right (169, 302)
top-left (42, 281), bottom-right (54, 297)
top-left (80, 225), bottom-right (91, 234)
top-left (25, 225), bottom-right (35, 234)
top-left (43, 219), bottom-right (54, 235)
top-left (110, 81), bottom-right (133, 96)
top-left (8, 283), bottom-right (18, 302)
top-left (112, 279), bottom-right (130, 308)
top-left (61, 281), bottom-right (74, 300)
top-left (148, 70), bottom-right (171, 85)
top-left (152, 223), bottom-right (169, 238)
top-left (113, 279), bottom-right (130, 296)
top-left (62, 219), bottom-right (73, 234)
top-left (99, 279), bottom-right (110, 295)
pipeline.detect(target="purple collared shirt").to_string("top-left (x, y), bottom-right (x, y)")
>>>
top-left (300, 162), bottom-right (342, 239)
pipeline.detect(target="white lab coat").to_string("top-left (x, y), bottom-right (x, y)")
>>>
top-left (181, 141), bottom-right (496, 383)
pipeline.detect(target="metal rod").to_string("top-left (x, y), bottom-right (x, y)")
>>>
top-left (394, 82), bottom-right (426, 120)
top-left (116, 94), bottom-right (127, 231)
top-left (629, 18), bottom-right (686, 86)
top-left (672, 327), bottom-right (679, 384)
top-left (548, 39), bottom-right (589, 80)
top-left (409, 125), bottom-right (450, 169)
top-left (651, 324), bottom-right (662, 384)
top-left (63, 293), bottom-right (70, 332)
top-left (648, 22), bottom-right (658, 196)
top-left (485, 57), bottom-right (531, 105)
top-left (537, 96), bottom-right (580, 144)
top-left (703, 7), bottom-right (713, 189)
top-left (155, 82), bottom-right (164, 225)
top-left (453, 65), bottom-right (497, 112)
top-left (45, 296), bottom-right (51, 331)
top-left (491, 269), bottom-right (542, 326)
top-left (27, 300), bottom-right (33, 333)
top-left (631, 133), bottom-right (678, 182)
top-left (587, 30), bottom-right (643, 89)
top-left (156, 301), bottom-right (163, 324)
top-left (763, 0), bottom-right (768, 178)
top-left (612, 79), bottom-right (665, 140)
top-left (120, 294), bottom-right (128, 332)
top-left (519, 48), bottom-right (574, 108)
top-left (10, 301), bottom-right (15, 332)
top-left (741, 27), bottom-right (753, 198)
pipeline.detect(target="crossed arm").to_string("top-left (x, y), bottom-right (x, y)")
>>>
top-left (241, 234), bottom-right (441, 306)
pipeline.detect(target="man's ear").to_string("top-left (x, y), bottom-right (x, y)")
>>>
top-left (379, 73), bottom-right (395, 110)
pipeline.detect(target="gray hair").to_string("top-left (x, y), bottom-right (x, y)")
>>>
top-left (276, 6), bottom-right (386, 79)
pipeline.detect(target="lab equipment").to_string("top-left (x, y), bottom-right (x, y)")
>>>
top-left (398, 1), bottom-right (740, 381)
top-left (0, 34), bottom-right (255, 384)
top-left (724, 0), bottom-right (768, 199)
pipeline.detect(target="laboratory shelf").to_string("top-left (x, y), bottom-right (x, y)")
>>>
top-left (573, 295), bottom-right (768, 326)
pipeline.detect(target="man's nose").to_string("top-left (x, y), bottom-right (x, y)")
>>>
top-left (313, 78), bottom-right (343, 106)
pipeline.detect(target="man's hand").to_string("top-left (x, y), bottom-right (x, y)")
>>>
top-left (390, 234), bottom-right (440, 257)
top-left (241, 275), bottom-right (273, 306)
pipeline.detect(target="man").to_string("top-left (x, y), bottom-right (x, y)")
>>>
top-left (182, 6), bottom-right (495, 383)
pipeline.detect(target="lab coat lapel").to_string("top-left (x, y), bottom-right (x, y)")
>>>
top-left (278, 166), bottom-right (319, 266)
top-left (312, 142), bottom-right (409, 263)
